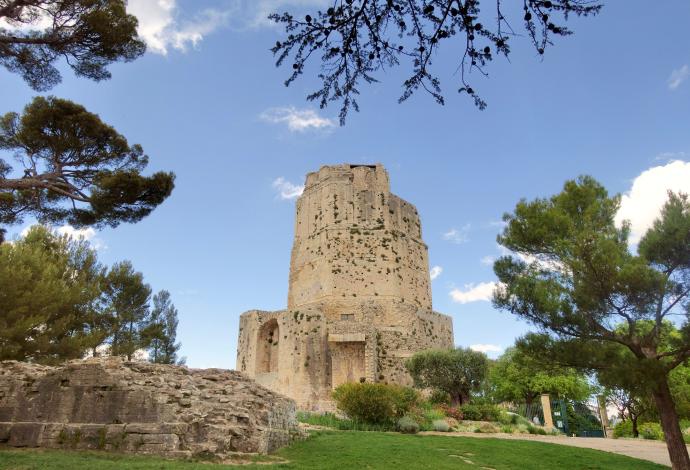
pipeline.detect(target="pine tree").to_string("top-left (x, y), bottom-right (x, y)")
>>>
top-left (0, 225), bottom-right (104, 363)
top-left (102, 261), bottom-right (151, 361)
top-left (495, 181), bottom-right (690, 469)
top-left (0, 0), bottom-right (145, 91)
top-left (145, 290), bottom-right (182, 364)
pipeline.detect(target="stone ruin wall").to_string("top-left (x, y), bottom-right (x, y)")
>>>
top-left (237, 164), bottom-right (454, 411)
top-left (0, 358), bottom-right (299, 458)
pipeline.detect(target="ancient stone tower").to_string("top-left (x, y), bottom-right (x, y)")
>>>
top-left (237, 164), bottom-right (453, 410)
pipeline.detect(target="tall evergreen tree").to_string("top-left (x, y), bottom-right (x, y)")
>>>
top-left (145, 290), bottom-right (182, 364)
top-left (494, 179), bottom-right (690, 469)
top-left (102, 260), bottom-right (151, 361)
top-left (0, 225), bottom-right (103, 363)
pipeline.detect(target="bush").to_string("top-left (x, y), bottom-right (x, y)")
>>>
top-left (332, 383), bottom-right (419, 425)
top-left (428, 390), bottom-right (451, 405)
top-left (639, 423), bottom-right (664, 441)
top-left (498, 411), bottom-right (520, 425)
top-left (432, 419), bottom-right (450, 432)
top-left (612, 420), bottom-right (633, 438)
top-left (459, 403), bottom-right (502, 422)
top-left (500, 425), bottom-right (514, 434)
top-left (438, 404), bottom-right (463, 421)
top-left (474, 422), bottom-right (499, 433)
top-left (398, 416), bottom-right (420, 434)
top-left (296, 411), bottom-right (395, 431)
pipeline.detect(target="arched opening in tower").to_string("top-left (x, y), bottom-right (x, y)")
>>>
top-left (256, 319), bottom-right (279, 374)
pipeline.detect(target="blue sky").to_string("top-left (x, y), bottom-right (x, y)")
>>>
top-left (2, 0), bottom-right (690, 368)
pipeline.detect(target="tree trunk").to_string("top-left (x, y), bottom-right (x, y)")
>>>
top-left (451, 392), bottom-right (462, 407)
top-left (652, 377), bottom-right (690, 470)
top-left (631, 415), bottom-right (639, 438)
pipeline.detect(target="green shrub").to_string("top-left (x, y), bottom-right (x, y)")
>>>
top-left (432, 420), bottom-right (450, 432)
top-left (498, 411), bottom-right (520, 425)
top-left (639, 423), bottom-right (664, 441)
top-left (459, 403), bottom-right (502, 422)
top-left (332, 383), bottom-right (419, 425)
top-left (612, 420), bottom-right (633, 438)
top-left (474, 422), bottom-right (499, 434)
top-left (398, 416), bottom-right (420, 434)
top-left (500, 425), bottom-right (514, 434)
top-left (438, 404), bottom-right (463, 421)
top-left (428, 390), bottom-right (451, 405)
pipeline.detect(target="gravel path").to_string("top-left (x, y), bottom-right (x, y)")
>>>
top-left (419, 432), bottom-right (678, 467)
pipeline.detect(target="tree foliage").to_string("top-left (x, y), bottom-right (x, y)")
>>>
top-left (271, 0), bottom-right (602, 123)
top-left (102, 260), bottom-right (151, 361)
top-left (0, 226), bottom-right (183, 364)
top-left (0, 0), bottom-right (145, 91)
top-left (0, 96), bottom-right (175, 230)
top-left (0, 225), bottom-right (102, 363)
top-left (489, 346), bottom-right (591, 405)
top-left (494, 178), bottom-right (690, 468)
top-left (145, 289), bottom-right (183, 365)
top-left (406, 347), bottom-right (488, 405)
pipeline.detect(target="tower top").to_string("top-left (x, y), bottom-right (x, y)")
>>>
top-left (287, 163), bottom-right (432, 313)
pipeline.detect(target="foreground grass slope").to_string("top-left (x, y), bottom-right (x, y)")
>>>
top-left (0, 432), bottom-right (666, 470)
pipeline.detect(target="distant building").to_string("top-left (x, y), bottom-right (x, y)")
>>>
top-left (237, 164), bottom-right (453, 410)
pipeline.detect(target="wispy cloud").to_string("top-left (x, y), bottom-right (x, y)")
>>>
top-left (668, 65), bottom-right (690, 90)
top-left (615, 159), bottom-right (690, 244)
top-left (127, 0), bottom-right (232, 55)
top-left (480, 255), bottom-right (495, 266)
top-left (430, 266), bottom-right (443, 281)
top-left (272, 177), bottom-right (304, 200)
top-left (470, 344), bottom-right (503, 354)
top-left (442, 224), bottom-right (470, 244)
top-left (449, 282), bottom-right (497, 304)
top-left (259, 107), bottom-right (335, 132)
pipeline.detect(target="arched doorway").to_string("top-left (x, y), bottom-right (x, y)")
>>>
top-left (256, 319), bottom-right (279, 374)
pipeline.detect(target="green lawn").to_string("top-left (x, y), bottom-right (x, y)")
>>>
top-left (0, 431), bottom-right (666, 470)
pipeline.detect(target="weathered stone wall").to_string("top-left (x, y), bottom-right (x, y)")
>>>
top-left (288, 164), bottom-right (432, 312)
top-left (0, 358), bottom-right (299, 458)
top-left (237, 163), bottom-right (454, 411)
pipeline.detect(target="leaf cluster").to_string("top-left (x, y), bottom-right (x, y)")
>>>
top-left (0, 0), bottom-right (145, 91)
top-left (0, 96), bottom-right (175, 229)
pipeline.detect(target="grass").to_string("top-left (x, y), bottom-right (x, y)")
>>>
top-left (0, 431), bottom-right (667, 470)
top-left (297, 411), bottom-right (396, 431)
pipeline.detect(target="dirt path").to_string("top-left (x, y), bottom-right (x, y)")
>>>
top-left (420, 432), bottom-right (678, 467)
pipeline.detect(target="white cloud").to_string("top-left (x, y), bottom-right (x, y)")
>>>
top-left (449, 282), bottom-right (497, 304)
top-left (442, 224), bottom-right (470, 244)
top-left (615, 160), bottom-right (690, 244)
top-left (470, 344), bottom-right (503, 354)
top-left (259, 107), bottom-right (335, 132)
top-left (668, 65), bottom-right (690, 90)
top-left (480, 255), bottom-right (495, 266)
top-left (127, 0), bottom-right (231, 55)
top-left (272, 177), bottom-right (304, 200)
top-left (430, 266), bottom-right (443, 281)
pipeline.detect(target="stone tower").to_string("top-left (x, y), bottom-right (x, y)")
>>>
top-left (237, 164), bottom-right (453, 410)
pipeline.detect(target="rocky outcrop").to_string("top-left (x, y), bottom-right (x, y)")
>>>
top-left (0, 358), bottom-right (300, 459)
